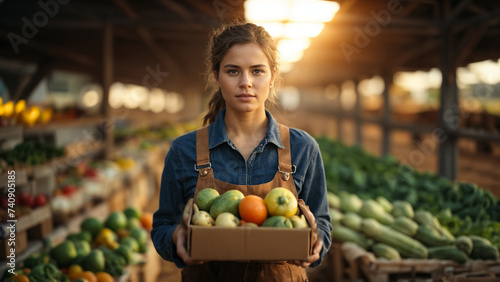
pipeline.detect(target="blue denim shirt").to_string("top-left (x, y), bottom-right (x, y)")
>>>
top-left (151, 109), bottom-right (332, 268)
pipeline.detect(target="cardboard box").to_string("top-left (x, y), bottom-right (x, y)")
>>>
top-left (187, 203), bottom-right (313, 261)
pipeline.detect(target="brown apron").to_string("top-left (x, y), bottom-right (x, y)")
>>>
top-left (181, 124), bottom-right (317, 282)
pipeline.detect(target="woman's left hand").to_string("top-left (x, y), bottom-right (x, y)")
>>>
top-left (288, 239), bottom-right (322, 268)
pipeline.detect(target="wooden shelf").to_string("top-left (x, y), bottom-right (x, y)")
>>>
top-left (23, 116), bottom-right (106, 136)
top-left (0, 125), bottom-right (23, 142)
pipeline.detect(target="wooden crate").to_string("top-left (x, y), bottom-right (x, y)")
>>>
top-left (444, 271), bottom-right (498, 282)
top-left (129, 172), bottom-right (149, 210)
top-left (136, 240), bottom-right (162, 282)
top-left (340, 242), bottom-right (371, 282)
top-left (306, 243), bottom-right (338, 282)
top-left (0, 229), bottom-right (28, 257)
top-left (436, 261), bottom-right (500, 282)
top-left (336, 242), bottom-right (464, 282)
top-left (0, 205), bottom-right (52, 257)
top-left (108, 186), bottom-right (129, 212)
top-left (30, 165), bottom-right (56, 196)
top-left (117, 240), bottom-right (162, 282)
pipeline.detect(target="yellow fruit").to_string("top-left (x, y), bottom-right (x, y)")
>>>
top-left (38, 107), bottom-right (53, 124)
top-left (95, 271), bottom-right (114, 282)
top-left (3, 101), bottom-right (14, 118)
top-left (20, 106), bottom-right (40, 127)
top-left (95, 228), bottom-right (118, 249)
top-left (68, 264), bottom-right (84, 280)
top-left (14, 99), bottom-right (26, 116)
top-left (76, 270), bottom-right (98, 282)
top-left (264, 187), bottom-right (298, 218)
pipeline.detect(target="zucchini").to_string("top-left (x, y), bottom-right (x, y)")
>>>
top-left (331, 225), bottom-right (374, 250)
top-left (414, 210), bottom-right (440, 228)
top-left (327, 192), bottom-right (340, 209)
top-left (455, 236), bottom-right (473, 255)
top-left (470, 235), bottom-right (492, 246)
top-left (391, 201), bottom-right (414, 218)
top-left (390, 216), bottom-right (419, 237)
top-left (371, 243), bottom-right (401, 261)
top-left (341, 212), bottom-right (363, 231)
top-left (362, 218), bottom-right (428, 259)
top-left (470, 244), bottom-right (499, 260)
top-left (339, 191), bottom-right (363, 213)
top-left (359, 199), bottom-right (394, 225)
top-left (469, 236), bottom-right (499, 260)
top-left (428, 246), bottom-right (468, 264)
top-left (414, 210), bottom-right (455, 240)
top-left (414, 225), bottom-right (455, 247)
top-left (375, 196), bottom-right (393, 213)
top-left (329, 209), bottom-right (344, 226)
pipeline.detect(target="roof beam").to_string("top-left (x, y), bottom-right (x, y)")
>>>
top-left (184, 0), bottom-right (219, 21)
top-left (331, 14), bottom-right (438, 28)
top-left (15, 59), bottom-right (56, 101)
top-left (392, 39), bottom-right (439, 68)
top-left (398, 0), bottom-right (424, 18)
top-left (452, 9), bottom-right (500, 33)
top-left (447, 0), bottom-right (473, 23)
top-left (113, 0), bottom-right (181, 75)
top-left (454, 22), bottom-right (489, 68)
top-left (0, 31), bottom-right (96, 67)
top-left (0, 71), bottom-right (22, 98)
top-left (157, 0), bottom-right (194, 21)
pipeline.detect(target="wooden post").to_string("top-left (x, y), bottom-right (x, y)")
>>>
top-left (381, 74), bottom-right (392, 156)
top-left (354, 78), bottom-right (362, 145)
top-left (102, 22), bottom-right (114, 160)
top-left (337, 84), bottom-right (343, 142)
top-left (438, 1), bottom-right (458, 180)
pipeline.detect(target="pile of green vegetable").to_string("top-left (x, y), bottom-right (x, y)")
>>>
top-left (0, 141), bottom-right (65, 166)
top-left (329, 191), bottom-right (499, 263)
top-left (316, 136), bottom-right (500, 254)
top-left (3, 207), bottom-right (147, 281)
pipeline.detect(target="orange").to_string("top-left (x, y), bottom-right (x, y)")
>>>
top-left (68, 264), bottom-right (83, 280)
top-left (96, 271), bottom-right (114, 282)
top-left (77, 271), bottom-right (98, 282)
top-left (140, 212), bottom-right (153, 231)
top-left (7, 274), bottom-right (29, 282)
top-left (238, 195), bottom-right (268, 226)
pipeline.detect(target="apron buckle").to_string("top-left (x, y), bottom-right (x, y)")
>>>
top-left (278, 165), bottom-right (296, 181)
top-left (194, 163), bottom-right (212, 177)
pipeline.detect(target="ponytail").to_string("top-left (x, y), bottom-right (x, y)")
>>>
top-left (203, 89), bottom-right (225, 125)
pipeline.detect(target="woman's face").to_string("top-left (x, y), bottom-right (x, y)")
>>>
top-left (216, 43), bottom-right (274, 115)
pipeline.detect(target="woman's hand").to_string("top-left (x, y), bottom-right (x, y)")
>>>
top-left (288, 239), bottom-right (322, 268)
top-left (172, 223), bottom-right (204, 265)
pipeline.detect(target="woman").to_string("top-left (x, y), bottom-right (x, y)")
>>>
top-left (151, 22), bottom-right (332, 281)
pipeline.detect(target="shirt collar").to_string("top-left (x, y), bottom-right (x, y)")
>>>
top-left (209, 108), bottom-right (285, 150)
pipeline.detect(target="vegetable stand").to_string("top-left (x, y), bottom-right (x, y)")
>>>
top-left (310, 136), bottom-right (500, 282)
top-left (0, 116), bottom-right (169, 281)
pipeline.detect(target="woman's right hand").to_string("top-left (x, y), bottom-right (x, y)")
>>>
top-left (172, 223), bottom-right (204, 265)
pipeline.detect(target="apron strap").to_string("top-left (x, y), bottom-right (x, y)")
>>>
top-left (196, 125), bottom-right (210, 167)
top-left (277, 124), bottom-right (295, 182)
top-left (194, 126), bottom-right (213, 200)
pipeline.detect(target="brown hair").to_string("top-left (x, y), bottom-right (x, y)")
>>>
top-left (202, 22), bottom-right (281, 125)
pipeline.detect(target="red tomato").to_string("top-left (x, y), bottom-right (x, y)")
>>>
top-left (34, 194), bottom-right (47, 207)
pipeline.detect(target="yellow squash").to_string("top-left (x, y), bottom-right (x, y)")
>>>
top-left (264, 187), bottom-right (298, 218)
